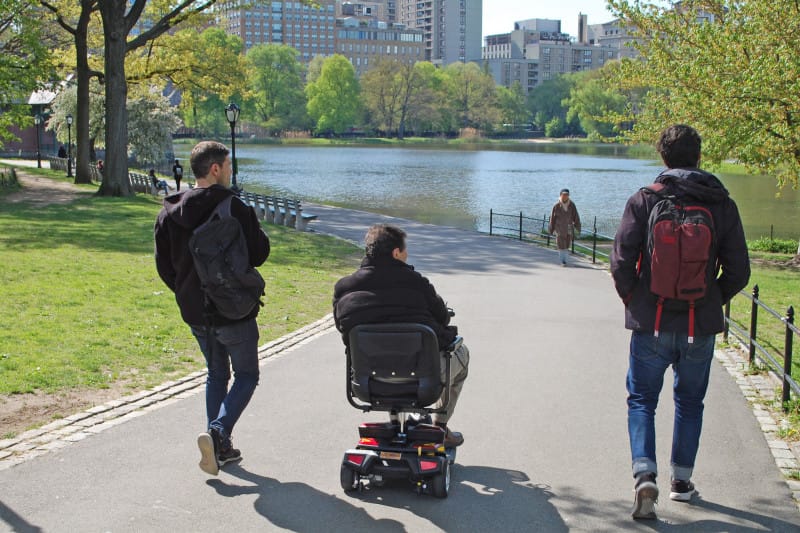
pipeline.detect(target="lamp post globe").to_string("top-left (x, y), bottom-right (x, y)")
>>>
top-left (66, 114), bottom-right (73, 178)
top-left (34, 114), bottom-right (42, 169)
top-left (225, 103), bottom-right (240, 191)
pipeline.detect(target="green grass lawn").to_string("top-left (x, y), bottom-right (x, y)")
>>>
top-left (727, 258), bottom-right (799, 373)
top-left (0, 179), bottom-right (361, 395)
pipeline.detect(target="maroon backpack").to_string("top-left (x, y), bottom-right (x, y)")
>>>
top-left (643, 183), bottom-right (717, 343)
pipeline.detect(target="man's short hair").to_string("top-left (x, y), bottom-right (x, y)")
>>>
top-left (364, 224), bottom-right (406, 259)
top-left (190, 141), bottom-right (229, 179)
top-left (656, 124), bottom-right (701, 169)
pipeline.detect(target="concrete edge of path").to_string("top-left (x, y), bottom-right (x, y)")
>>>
top-left (0, 314), bottom-right (335, 471)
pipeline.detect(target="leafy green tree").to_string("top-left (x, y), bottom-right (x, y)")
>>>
top-left (404, 61), bottom-right (447, 135)
top-left (607, 0), bottom-right (800, 189)
top-left (496, 82), bottom-right (531, 127)
top-left (527, 75), bottom-right (581, 135)
top-left (40, 0), bottom-right (103, 184)
top-left (360, 58), bottom-right (403, 136)
top-left (441, 62), bottom-right (500, 133)
top-left (305, 54), bottom-right (360, 135)
top-left (565, 70), bottom-right (628, 140)
top-left (143, 27), bottom-right (245, 138)
top-left (246, 44), bottom-right (307, 134)
top-left (0, 1), bottom-right (53, 146)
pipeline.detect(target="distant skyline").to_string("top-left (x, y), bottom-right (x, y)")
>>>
top-left (482, 0), bottom-right (616, 39)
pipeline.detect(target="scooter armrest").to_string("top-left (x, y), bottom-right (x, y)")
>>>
top-left (443, 336), bottom-right (463, 355)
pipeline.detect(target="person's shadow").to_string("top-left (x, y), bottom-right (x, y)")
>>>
top-left (206, 464), bottom-right (404, 532)
top-left (345, 464), bottom-right (569, 531)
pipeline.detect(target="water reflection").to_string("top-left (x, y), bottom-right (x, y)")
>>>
top-left (186, 143), bottom-right (797, 239)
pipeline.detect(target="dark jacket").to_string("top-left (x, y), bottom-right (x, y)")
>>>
top-left (154, 185), bottom-right (270, 326)
top-left (610, 168), bottom-right (750, 336)
top-left (332, 255), bottom-right (457, 349)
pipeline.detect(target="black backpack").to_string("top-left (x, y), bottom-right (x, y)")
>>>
top-left (642, 182), bottom-right (717, 343)
top-left (189, 196), bottom-right (265, 321)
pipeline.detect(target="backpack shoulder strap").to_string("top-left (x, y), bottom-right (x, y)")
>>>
top-left (216, 195), bottom-right (234, 218)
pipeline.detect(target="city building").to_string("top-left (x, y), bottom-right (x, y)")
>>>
top-left (335, 17), bottom-right (425, 76)
top-left (482, 18), bottom-right (619, 95)
top-left (219, 0), bottom-right (337, 62)
top-left (396, 0), bottom-right (482, 65)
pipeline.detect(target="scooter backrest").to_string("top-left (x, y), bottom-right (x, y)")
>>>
top-left (348, 323), bottom-right (443, 408)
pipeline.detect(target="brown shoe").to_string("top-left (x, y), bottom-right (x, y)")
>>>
top-left (443, 428), bottom-right (464, 448)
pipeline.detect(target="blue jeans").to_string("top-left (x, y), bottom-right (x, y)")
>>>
top-left (191, 319), bottom-right (260, 445)
top-left (627, 331), bottom-right (715, 482)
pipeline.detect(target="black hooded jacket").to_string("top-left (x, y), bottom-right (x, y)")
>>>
top-left (332, 255), bottom-right (457, 349)
top-left (154, 185), bottom-right (270, 326)
top-left (610, 168), bottom-right (750, 336)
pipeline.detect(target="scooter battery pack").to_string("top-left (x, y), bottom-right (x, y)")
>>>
top-left (358, 422), bottom-right (398, 440)
top-left (407, 424), bottom-right (445, 443)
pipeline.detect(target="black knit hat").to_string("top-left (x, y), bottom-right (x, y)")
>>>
top-left (560, 188), bottom-right (570, 195)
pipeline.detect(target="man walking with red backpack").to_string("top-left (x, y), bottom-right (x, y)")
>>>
top-left (611, 125), bottom-right (750, 520)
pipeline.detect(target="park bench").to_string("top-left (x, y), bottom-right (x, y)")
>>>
top-left (237, 190), bottom-right (318, 231)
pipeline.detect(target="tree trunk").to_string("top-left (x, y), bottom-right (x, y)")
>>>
top-left (97, 2), bottom-right (132, 196)
top-left (73, 8), bottom-right (92, 185)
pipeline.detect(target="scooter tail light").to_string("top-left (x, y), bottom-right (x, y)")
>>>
top-left (358, 437), bottom-right (379, 447)
top-left (346, 454), bottom-right (366, 466)
top-left (419, 459), bottom-right (439, 471)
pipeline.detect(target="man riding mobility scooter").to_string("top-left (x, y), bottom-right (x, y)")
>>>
top-left (340, 322), bottom-right (462, 498)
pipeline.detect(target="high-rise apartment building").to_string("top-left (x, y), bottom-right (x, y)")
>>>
top-left (335, 17), bottom-right (425, 76)
top-left (482, 18), bottom-right (619, 94)
top-left (220, 0), bottom-right (337, 62)
top-left (396, 0), bottom-right (482, 65)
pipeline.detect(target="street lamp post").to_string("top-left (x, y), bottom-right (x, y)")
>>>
top-left (225, 103), bottom-right (240, 191)
top-left (34, 114), bottom-right (42, 169)
top-left (66, 114), bottom-right (73, 178)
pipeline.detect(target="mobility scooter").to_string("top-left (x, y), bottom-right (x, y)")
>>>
top-left (340, 322), bottom-right (462, 498)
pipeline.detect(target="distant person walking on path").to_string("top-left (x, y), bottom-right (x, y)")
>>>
top-left (333, 224), bottom-right (470, 448)
top-left (173, 159), bottom-right (184, 191)
top-left (57, 145), bottom-right (66, 158)
top-left (611, 125), bottom-right (750, 519)
top-left (154, 141), bottom-right (270, 476)
top-left (548, 188), bottom-right (581, 266)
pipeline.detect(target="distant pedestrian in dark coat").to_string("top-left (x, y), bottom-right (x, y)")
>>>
top-left (548, 189), bottom-right (581, 266)
top-left (173, 159), bottom-right (184, 191)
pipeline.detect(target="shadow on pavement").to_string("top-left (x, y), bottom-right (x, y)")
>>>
top-left (553, 485), bottom-right (800, 532)
top-left (344, 465), bottom-right (568, 531)
top-left (0, 500), bottom-right (43, 533)
top-left (207, 464), bottom-right (405, 532)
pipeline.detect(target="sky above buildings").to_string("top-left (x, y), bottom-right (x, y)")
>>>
top-left (482, 0), bottom-right (616, 39)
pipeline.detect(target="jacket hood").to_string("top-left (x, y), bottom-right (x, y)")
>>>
top-left (161, 185), bottom-right (235, 230)
top-left (655, 168), bottom-right (729, 204)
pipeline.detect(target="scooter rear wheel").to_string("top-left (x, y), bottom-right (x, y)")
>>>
top-left (340, 464), bottom-right (359, 492)
top-left (430, 460), bottom-right (450, 498)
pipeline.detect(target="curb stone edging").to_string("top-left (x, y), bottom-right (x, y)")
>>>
top-left (0, 314), bottom-right (335, 471)
top-left (715, 345), bottom-right (800, 511)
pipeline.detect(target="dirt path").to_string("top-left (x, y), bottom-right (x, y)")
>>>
top-left (4, 170), bottom-right (93, 206)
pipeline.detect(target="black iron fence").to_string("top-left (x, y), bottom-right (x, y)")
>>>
top-left (724, 286), bottom-right (798, 410)
top-left (488, 209), bottom-right (616, 264)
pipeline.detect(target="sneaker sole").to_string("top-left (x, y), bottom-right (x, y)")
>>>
top-left (669, 488), bottom-right (696, 502)
top-left (632, 482), bottom-right (658, 519)
top-left (197, 433), bottom-right (219, 476)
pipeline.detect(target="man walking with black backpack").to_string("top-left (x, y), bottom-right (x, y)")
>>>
top-left (155, 141), bottom-right (270, 476)
top-left (611, 125), bottom-right (750, 519)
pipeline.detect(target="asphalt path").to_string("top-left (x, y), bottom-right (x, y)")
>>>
top-left (1, 204), bottom-right (798, 532)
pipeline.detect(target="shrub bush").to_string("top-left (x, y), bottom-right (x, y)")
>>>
top-left (748, 236), bottom-right (799, 254)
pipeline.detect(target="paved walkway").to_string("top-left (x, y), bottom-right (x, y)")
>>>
top-left (1, 204), bottom-right (799, 532)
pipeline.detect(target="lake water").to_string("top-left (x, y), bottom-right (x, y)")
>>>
top-left (189, 143), bottom-right (799, 239)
